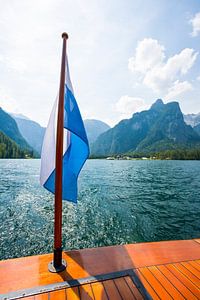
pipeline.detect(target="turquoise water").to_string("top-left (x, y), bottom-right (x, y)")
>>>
top-left (0, 159), bottom-right (200, 260)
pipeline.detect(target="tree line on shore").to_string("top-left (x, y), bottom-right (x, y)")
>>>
top-left (149, 149), bottom-right (200, 160)
top-left (128, 148), bottom-right (200, 160)
top-left (90, 148), bottom-right (200, 160)
top-left (0, 131), bottom-right (34, 158)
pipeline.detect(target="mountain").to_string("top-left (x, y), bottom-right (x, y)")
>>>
top-left (13, 116), bottom-right (45, 154)
top-left (11, 113), bottom-right (30, 120)
top-left (84, 119), bottom-right (110, 144)
top-left (11, 114), bottom-right (109, 154)
top-left (0, 108), bottom-right (32, 150)
top-left (91, 99), bottom-right (200, 156)
top-left (194, 123), bottom-right (200, 136)
top-left (0, 131), bottom-right (29, 158)
top-left (184, 113), bottom-right (200, 127)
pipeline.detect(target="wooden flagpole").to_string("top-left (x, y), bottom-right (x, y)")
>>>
top-left (48, 32), bottom-right (68, 273)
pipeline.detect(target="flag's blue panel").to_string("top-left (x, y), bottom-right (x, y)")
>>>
top-left (40, 57), bottom-right (89, 203)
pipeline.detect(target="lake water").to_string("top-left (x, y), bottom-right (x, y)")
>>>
top-left (0, 159), bottom-right (200, 260)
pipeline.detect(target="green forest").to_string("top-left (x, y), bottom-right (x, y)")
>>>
top-left (91, 148), bottom-right (200, 160)
top-left (127, 148), bottom-right (200, 160)
top-left (0, 131), bottom-right (34, 158)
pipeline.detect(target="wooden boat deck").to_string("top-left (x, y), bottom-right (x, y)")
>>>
top-left (0, 239), bottom-right (200, 299)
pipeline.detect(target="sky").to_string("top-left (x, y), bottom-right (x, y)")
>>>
top-left (0, 0), bottom-right (200, 127)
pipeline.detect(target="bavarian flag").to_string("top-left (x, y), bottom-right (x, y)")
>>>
top-left (40, 56), bottom-right (89, 203)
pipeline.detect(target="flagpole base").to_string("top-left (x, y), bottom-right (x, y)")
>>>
top-left (48, 259), bottom-right (67, 273)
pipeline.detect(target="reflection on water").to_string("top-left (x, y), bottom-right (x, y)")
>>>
top-left (0, 159), bottom-right (200, 260)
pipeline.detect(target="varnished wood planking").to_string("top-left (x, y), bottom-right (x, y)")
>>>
top-left (18, 259), bottom-right (200, 300)
top-left (124, 276), bottom-right (144, 299)
top-left (157, 265), bottom-right (198, 299)
top-left (49, 289), bottom-right (66, 299)
top-left (114, 277), bottom-right (135, 300)
top-left (1, 239), bottom-right (200, 294)
top-left (21, 277), bottom-right (144, 300)
top-left (1, 239), bottom-right (200, 300)
top-left (173, 262), bottom-right (200, 287)
top-left (91, 282), bottom-right (108, 300)
top-left (139, 267), bottom-right (173, 299)
top-left (125, 239), bottom-right (200, 268)
top-left (189, 260), bottom-right (200, 272)
top-left (166, 264), bottom-right (200, 298)
top-left (134, 269), bottom-right (160, 300)
top-left (195, 259), bottom-right (200, 265)
top-left (147, 265), bottom-right (185, 299)
top-left (79, 283), bottom-right (95, 300)
top-left (181, 261), bottom-right (200, 279)
top-left (66, 287), bottom-right (80, 299)
top-left (103, 279), bottom-right (122, 300)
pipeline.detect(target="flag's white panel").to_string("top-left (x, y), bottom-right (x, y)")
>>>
top-left (63, 128), bottom-right (70, 155)
top-left (40, 53), bottom-right (89, 202)
top-left (65, 56), bottom-right (74, 94)
top-left (40, 97), bottom-right (58, 186)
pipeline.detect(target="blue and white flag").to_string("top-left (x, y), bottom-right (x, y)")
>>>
top-left (40, 56), bottom-right (89, 203)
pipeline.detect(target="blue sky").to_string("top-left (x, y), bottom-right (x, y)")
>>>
top-left (0, 0), bottom-right (200, 127)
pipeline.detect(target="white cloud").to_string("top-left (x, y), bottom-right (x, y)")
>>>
top-left (197, 75), bottom-right (200, 81)
top-left (116, 95), bottom-right (146, 119)
top-left (0, 87), bottom-right (18, 112)
top-left (129, 38), bottom-right (198, 98)
top-left (143, 48), bottom-right (198, 92)
top-left (190, 12), bottom-right (200, 37)
top-left (128, 38), bottom-right (165, 73)
top-left (5, 57), bottom-right (27, 74)
top-left (0, 0), bottom-right (132, 126)
top-left (164, 80), bottom-right (192, 101)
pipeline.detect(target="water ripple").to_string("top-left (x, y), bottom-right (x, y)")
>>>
top-left (0, 159), bottom-right (200, 260)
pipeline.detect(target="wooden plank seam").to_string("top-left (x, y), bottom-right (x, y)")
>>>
top-left (0, 269), bottom-right (150, 300)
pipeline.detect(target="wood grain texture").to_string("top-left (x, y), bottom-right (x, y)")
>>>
top-left (91, 282), bottom-right (108, 300)
top-left (181, 261), bottom-right (200, 279)
top-left (147, 265), bottom-right (185, 299)
top-left (189, 260), bottom-right (200, 272)
top-left (139, 267), bottom-right (172, 299)
top-left (103, 279), bottom-right (122, 300)
top-left (135, 269), bottom-right (160, 300)
top-left (66, 287), bottom-right (80, 299)
top-left (114, 277), bottom-right (135, 300)
top-left (173, 262), bottom-right (200, 287)
top-left (1, 239), bottom-right (200, 294)
top-left (79, 283), bottom-right (95, 300)
top-left (124, 276), bottom-right (144, 299)
top-left (157, 265), bottom-right (198, 299)
top-left (18, 261), bottom-right (200, 300)
top-left (49, 289), bottom-right (66, 299)
top-left (0, 239), bottom-right (200, 300)
top-left (166, 264), bottom-right (200, 298)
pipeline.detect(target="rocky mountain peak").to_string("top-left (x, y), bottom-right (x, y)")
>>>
top-left (150, 99), bottom-right (164, 111)
top-left (91, 99), bottom-right (200, 156)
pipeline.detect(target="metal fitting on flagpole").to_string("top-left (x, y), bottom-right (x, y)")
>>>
top-left (62, 32), bottom-right (68, 39)
top-left (48, 248), bottom-right (67, 273)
